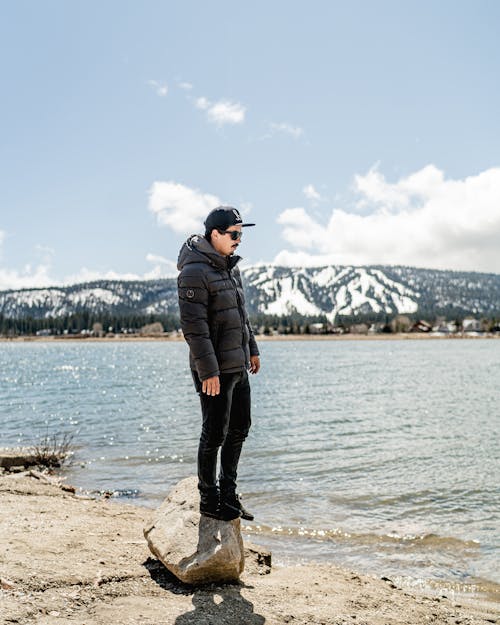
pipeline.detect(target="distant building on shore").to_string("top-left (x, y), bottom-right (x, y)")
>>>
top-left (463, 317), bottom-right (481, 332)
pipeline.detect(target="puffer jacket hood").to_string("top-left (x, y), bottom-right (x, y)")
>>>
top-left (177, 234), bottom-right (242, 272)
top-left (177, 234), bottom-right (259, 381)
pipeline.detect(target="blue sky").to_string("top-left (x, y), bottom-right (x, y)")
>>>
top-left (1, 0), bottom-right (500, 290)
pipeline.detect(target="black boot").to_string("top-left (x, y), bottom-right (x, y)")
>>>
top-left (220, 491), bottom-right (254, 521)
top-left (200, 491), bottom-right (241, 521)
top-left (199, 492), bottom-right (220, 520)
top-left (218, 500), bottom-right (241, 522)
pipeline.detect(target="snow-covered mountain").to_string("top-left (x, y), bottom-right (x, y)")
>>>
top-left (1, 265), bottom-right (499, 321)
top-left (242, 264), bottom-right (500, 321)
top-left (242, 265), bottom-right (420, 322)
top-left (0, 279), bottom-right (179, 319)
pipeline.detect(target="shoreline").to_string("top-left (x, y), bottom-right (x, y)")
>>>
top-left (1, 472), bottom-right (498, 624)
top-left (1, 332), bottom-right (499, 343)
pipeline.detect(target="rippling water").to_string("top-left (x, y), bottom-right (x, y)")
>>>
top-left (1, 338), bottom-right (499, 599)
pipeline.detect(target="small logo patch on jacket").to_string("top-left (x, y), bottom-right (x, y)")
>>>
top-left (186, 289), bottom-right (195, 298)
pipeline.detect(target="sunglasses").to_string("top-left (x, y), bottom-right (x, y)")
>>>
top-left (217, 229), bottom-right (243, 241)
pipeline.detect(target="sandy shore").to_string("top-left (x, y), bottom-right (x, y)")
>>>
top-left (0, 474), bottom-right (498, 625)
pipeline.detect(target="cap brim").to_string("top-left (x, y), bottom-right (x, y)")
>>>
top-left (241, 223), bottom-right (256, 227)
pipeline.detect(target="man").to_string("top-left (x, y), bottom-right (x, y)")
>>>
top-left (177, 206), bottom-right (261, 521)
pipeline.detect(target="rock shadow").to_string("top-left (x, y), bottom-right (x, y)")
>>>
top-left (174, 584), bottom-right (266, 625)
top-left (143, 557), bottom-right (194, 595)
top-left (144, 558), bottom-right (265, 623)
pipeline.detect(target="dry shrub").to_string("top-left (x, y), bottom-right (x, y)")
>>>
top-left (30, 431), bottom-right (75, 469)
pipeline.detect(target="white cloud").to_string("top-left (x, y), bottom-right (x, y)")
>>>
top-left (194, 96), bottom-right (246, 126)
top-left (145, 253), bottom-right (172, 265)
top-left (256, 122), bottom-right (304, 141)
top-left (60, 266), bottom-right (166, 286)
top-left (61, 254), bottom-right (179, 284)
top-left (195, 96), bottom-right (210, 110)
top-left (239, 201), bottom-right (253, 217)
top-left (147, 80), bottom-right (168, 97)
top-left (0, 233), bottom-right (178, 290)
top-left (274, 165), bottom-right (500, 273)
top-left (145, 253), bottom-right (178, 277)
top-left (0, 262), bottom-right (54, 291)
top-left (0, 261), bottom-right (178, 291)
top-left (272, 250), bottom-right (340, 268)
top-left (207, 100), bottom-right (245, 126)
top-left (303, 184), bottom-right (322, 202)
top-left (277, 208), bottom-right (329, 251)
top-left (353, 164), bottom-right (444, 210)
top-left (0, 237), bottom-right (56, 290)
top-left (148, 181), bottom-right (221, 234)
top-left (178, 81), bottom-right (193, 90)
top-left (269, 122), bottom-right (304, 139)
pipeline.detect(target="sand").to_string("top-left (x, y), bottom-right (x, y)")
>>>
top-left (0, 473), bottom-right (498, 625)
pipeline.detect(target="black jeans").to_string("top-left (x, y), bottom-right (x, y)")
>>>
top-left (192, 368), bottom-right (251, 501)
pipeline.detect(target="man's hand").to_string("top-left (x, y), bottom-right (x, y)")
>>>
top-left (202, 375), bottom-right (220, 396)
top-left (249, 355), bottom-right (260, 374)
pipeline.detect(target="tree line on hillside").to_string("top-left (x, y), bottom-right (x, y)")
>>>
top-left (0, 312), bottom-right (179, 337)
top-left (1, 311), bottom-right (499, 337)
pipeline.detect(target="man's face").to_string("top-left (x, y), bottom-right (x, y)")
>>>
top-left (211, 225), bottom-right (243, 257)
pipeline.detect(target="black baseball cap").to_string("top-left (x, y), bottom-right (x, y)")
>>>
top-left (204, 206), bottom-right (255, 233)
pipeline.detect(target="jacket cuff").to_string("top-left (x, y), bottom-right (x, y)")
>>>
top-left (199, 368), bottom-right (220, 381)
top-left (249, 337), bottom-right (260, 357)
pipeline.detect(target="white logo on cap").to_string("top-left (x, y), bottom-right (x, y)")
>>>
top-left (232, 209), bottom-right (242, 222)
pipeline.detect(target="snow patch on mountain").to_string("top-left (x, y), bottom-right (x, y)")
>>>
top-left (263, 276), bottom-right (323, 316)
top-left (68, 288), bottom-right (120, 306)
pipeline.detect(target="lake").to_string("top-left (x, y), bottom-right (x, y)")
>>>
top-left (1, 338), bottom-right (498, 600)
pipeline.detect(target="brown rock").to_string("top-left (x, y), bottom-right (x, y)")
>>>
top-left (0, 448), bottom-right (38, 469)
top-left (143, 476), bottom-right (245, 584)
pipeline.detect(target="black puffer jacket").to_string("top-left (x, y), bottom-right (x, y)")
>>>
top-left (177, 234), bottom-right (259, 381)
